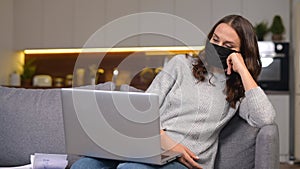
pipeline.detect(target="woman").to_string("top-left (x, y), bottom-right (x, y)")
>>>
top-left (71, 14), bottom-right (275, 169)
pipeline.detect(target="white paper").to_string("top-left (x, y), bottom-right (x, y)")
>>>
top-left (32, 153), bottom-right (68, 169)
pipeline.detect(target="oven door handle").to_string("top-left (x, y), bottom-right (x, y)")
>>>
top-left (261, 53), bottom-right (285, 59)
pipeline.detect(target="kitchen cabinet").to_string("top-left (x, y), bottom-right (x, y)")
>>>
top-left (0, 0), bottom-right (14, 86)
top-left (211, 0), bottom-right (242, 24)
top-left (14, 0), bottom-right (289, 49)
top-left (14, 0), bottom-right (43, 49)
top-left (295, 95), bottom-right (300, 159)
top-left (174, 0), bottom-right (211, 46)
top-left (11, 0), bottom-right (291, 49)
top-left (268, 93), bottom-right (290, 162)
top-left (0, 0), bottom-right (13, 50)
top-left (73, 0), bottom-right (106, 47)
top-left (14, 0), bottom-right (75, 49)
top-left (105, 0), bottom-right (139, 47)
top-left (43, 0), bottom-right (74, 48)
top-left (293, 1), bottom-right (300, 160)
top-left (139, 0), bottom-right (175, 46)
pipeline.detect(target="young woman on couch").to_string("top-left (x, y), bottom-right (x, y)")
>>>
top-left (70, 14), bottom-right (275, 169)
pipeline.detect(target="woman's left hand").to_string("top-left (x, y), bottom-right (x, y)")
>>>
top-left (226, 52), bottom-right (247, 75)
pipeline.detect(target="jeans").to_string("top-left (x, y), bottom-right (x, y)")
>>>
top-left (70, 157), bottom-right (188, 169)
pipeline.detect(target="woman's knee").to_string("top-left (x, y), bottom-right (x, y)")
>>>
top-left (70, 157), bottom-right (119, 169)
top-left (116, 161), bottom-right (187, 169)
top-left (117, 162), bottom-right (155, 169)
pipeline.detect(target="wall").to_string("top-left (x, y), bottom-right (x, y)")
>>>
top-left (0, 0), bottom-right (291, 85)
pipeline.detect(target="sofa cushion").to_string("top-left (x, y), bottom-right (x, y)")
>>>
top-left (214, 113), bottom-right (259, 169)
top-left (0, 86), bottom-right (65, 166)
top-left (0, 82), bottom-right (115, 166)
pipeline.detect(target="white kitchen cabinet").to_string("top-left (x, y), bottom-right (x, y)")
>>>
top-left (13, 0), bottom-right (43, 49)
top-left (174, 0), bottom-right (211, 46)
top-left (139, 0), bottom-right (175, 46)
top-left (293, 1), bottom-right (300, 160)
top-left (43, 0), bottom-right (74, 48)
top-left (211, 0), bottom-right (242, 24)
top-left (11, 0), bottom-right (291, 49)
top-left (105, 0), bottom-right (139, 47)
top-left (140, 0), bottom-right (174, 14)
top-left (73, 0), bottom-right (106, 48)
top-left (0, 0), bottom-right (13, 50)
top-left (0, 0), bottom-right (14, 86)
top-left (268, 93), bottom-right (290, 162)
top-left (295, 95), bottom-right (300, 159)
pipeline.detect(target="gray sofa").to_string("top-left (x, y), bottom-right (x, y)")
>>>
top-left (0, 83), bottom-right (279, 169)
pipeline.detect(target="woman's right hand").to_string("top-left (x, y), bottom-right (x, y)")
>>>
top-left (160, 130), bottom-right (203, 169)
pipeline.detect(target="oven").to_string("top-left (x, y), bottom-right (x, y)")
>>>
top-left (257, 41), bottom-right (289, 91)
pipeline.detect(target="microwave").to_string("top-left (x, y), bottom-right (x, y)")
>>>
top-left (257, 41), bottom-right (289, 91)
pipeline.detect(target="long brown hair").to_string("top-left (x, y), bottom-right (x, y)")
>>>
top-left (193, 15), bottom-right (262, 108)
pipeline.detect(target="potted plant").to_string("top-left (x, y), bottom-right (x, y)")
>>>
top-left (269, 15), bottom-right (285, 41)
top-left (254, 21), bottom-right (269, 41)
top-left (21, 58), bottom-right (36, 86)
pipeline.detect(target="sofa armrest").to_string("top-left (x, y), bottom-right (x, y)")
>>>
top-left (255, 124), bottom-right (279, 169)
top-left (215, 113), bottom-right (259, 169)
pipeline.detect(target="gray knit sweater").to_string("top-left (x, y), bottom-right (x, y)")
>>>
top-left (146, 54), bottom-right (276, 169)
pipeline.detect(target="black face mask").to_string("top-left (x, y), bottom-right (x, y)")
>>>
top-left (204, 41), bottom-right (238, 70)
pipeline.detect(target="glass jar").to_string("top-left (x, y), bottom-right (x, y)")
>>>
top-left (54, 77), bottom-right (64, 87)
top-left (65, 74), bottom-right (73, 87)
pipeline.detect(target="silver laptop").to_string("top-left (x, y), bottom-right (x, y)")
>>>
top-left (61, 88), bottom-right (181, 165)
